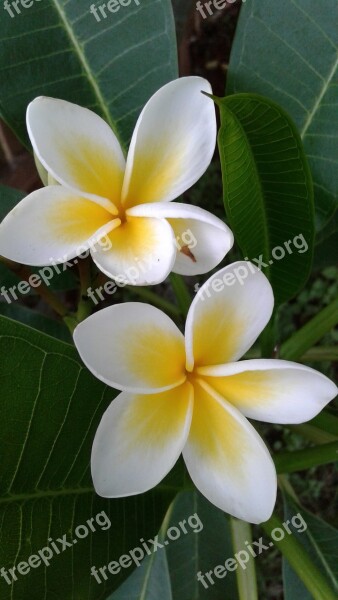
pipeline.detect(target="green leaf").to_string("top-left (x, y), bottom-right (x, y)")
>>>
top-left (280, 297), bottom-right (338, 360)
top-left (0, 184), bottom-right (24, 221)
top-left (217, 93), bottom-right (315, 306)
top-left (283, 495), bottom-right (338, 599)
top-left (164, 491), bottom-right (238, 600)
top-left (274, 441), bottom-right (338, 474)
top-left (107, 544), bottom-right (172, 600)
top-left (0, 0), bottom-right (178, 149)
top-left (227, 0), bottom-right (338, 229)
top-left (314, 209), bottom-right (338, 269)
top-left (107, 491), bottom-right (239, 600)
top-left (0, 307), bottom-right (71, 342)
top-left (262, 511), bottom-right (337, 600)
top-left (0, 316), bottom-right (178, 599)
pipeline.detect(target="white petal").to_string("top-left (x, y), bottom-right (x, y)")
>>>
top-left (128, 202), bottom-right (234, 275)
top-left (198, 359), bottom-right (338, 424)
top-left (74, 303), bottom-right (187, 393)
top-left (92, 383), bottom-right (193, 497)
top-left (0, 186), bottom-right (118, 265)
top-left (27, 97), bottom-right (125, 209)
top-left (122, 77), bottom-right (217, 208)
top-left (185, 262), bottom-right (274, 370)
top-left (183, 379), bottom-right (277, 523)
top-left (91, 216), bottom-right (176, 286)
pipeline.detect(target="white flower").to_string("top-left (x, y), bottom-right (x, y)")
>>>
top-left (0, 78), bottom-right (233, 285)
top-left (73, 262), bottom-right (337, 523)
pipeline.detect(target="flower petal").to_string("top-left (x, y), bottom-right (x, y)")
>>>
top-left (121, 77), bottom-right (217, 208)
top-left (183, 379), bottom-right (277, 523)
top-left (74, 303), bottom-right (187, 393)
top-left (27, 97), bottom-right (125, 209)
top-left (127, 202), bottom-right (234, 275)
top-left (0, 186), bottom-right (118, 265)
top-left (91, 216), bottom-right (176, 285)
top-left (92, 383), bottom-right (194, 497)
top-left (198, 359), bottom-right (338, 424)
top-left (185, 262), bottom-right (274, 370)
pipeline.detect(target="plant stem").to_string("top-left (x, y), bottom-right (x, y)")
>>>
top-left (261, 513), bottom-right (337, 600)
top-left (274, 441), bottom-right (338, 473)
top-left (170, 273), bottom-right (191, 317)
top-left (280, 298), bottom-right (338, 361)
top-left (230, 519), bottom-right (258, 600)
top-left (126, 286), bottom-right (181, 318)
top-left (288, 423), bottom-right (337, 445)
top-left (1, 258), bottom-right (68, 317)
top-left (76, 257), bottom-right (93, 322)
top-left (92, 272), bottom-right (181, 318)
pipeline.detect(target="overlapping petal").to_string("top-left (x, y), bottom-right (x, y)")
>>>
top-left (74, 303), bottom-right (187, 394)
top-left (27, 97), bottom-right (125, 209)
top-left (91, 215), bottom-right (177, 285)
top-left (198, 359), bottom-right (338, 424)
top-left (92, 383), bottom-right (194, 497)
top-left (183, 380), bottom-right (277, 523)
top-left (127, 202), bottom-right (234, 275)
top-left (0, 186), bottom-right (118, 265)
top-left (121, 77), bottom-right (217, 208)
top-left (185, 261), bottom-right (274, 371)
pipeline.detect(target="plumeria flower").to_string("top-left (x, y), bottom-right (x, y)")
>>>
top-left (74, 262), bottom-right (337, 524)
top-left (0, 78), bottom-right (233, 285)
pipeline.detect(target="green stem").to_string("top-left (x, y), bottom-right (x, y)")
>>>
top-left (126, 286), bottom-right (181, 318)
top-left (261, 513), bottom-right (337, 600)
top-left (280, 298), bottom-right (338, 361)
top-left (301, 347), bottom-right (338, 362)
top-left (1, 258), bottom-right (68, 318)
top-left (230, 519), bottom-right (258, 600)
top-left (288, 423), bottom-right (337, 445)
top-left (285, 410), bottom-right (338, 445)
top-left (76, 257), bottom-right (93, 322)
top-left (274, 441), bottom-right (338, 473)
top-left (170, 273), bottom-right (191, 317)
top-left (310, 411), bottom-right (338, 438)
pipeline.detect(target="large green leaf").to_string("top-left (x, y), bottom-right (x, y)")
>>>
top-left (0, 304), bottom-right (71, 342)
top-left (0, 316), bottom-right (178, 600)
top-left (227, 0), bottom-right (338, 229)
top-left (217, 93), bottom-right (315, 306)
top-left (165, 491), bottom-right (238, 600)
top-left (283, 495), bottom-right (338, 599)
top-left (109, 491), bottom-right (239, 600)
top-left (108, 540), bottom-right (172, 600)
top-left (0, 0), bottom-right (177, 149)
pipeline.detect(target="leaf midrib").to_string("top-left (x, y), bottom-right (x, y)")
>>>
top-left (50, 0), bottom-right (120, 141)
top-left (222, 100), bottom-right (271, 271)
top-left (0, 487), bottom-right (94, 505)
top-left (301, 51), bottom-right (338, 139)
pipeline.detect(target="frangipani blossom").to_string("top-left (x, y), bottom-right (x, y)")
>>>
top-left (0, 77), bottom-right (233, 285)
top-left (73, 262), bottom-right (337, 524)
